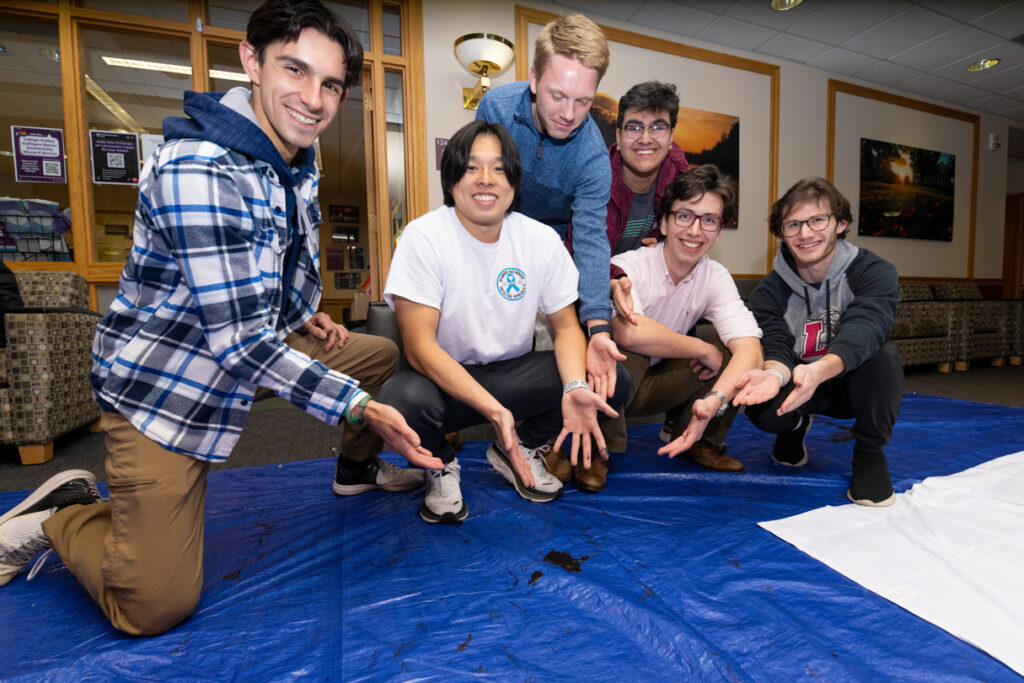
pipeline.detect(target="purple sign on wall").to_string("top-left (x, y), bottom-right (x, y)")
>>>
top-left (90, 130), bottom-right (140, 185)
top-left (11, 126), bottom-right (66, 183)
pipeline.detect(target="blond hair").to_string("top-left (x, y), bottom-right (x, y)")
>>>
top-left (533, 13), bottom-right (609, 81)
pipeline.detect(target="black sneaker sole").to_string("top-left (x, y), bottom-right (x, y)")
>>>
top-left (846, 488), bottom-right (896, 507)
top-left (332, 480), bottom-right (424, 496)
top-left (0, 470), bottom-right (98, 526)
top-left (419, 501), bottom-right (468, 524)
top-left (485, 445), bottom-right (562, 503)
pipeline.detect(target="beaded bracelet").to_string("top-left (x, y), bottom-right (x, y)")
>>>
top-left (562, 378), bottom-right (591, 395)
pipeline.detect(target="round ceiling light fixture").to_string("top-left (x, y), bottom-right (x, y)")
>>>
top-left (965, 57), bottom-right (1000, 72)
top-left (770, 0), bottom-right (804, 10)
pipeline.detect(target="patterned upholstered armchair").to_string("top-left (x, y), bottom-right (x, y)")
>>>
top-left (890, 280), bottom-right (956, 372)
top-left (1, 271), bottom-right (101, 464)
top-left (933, 281), bottom-right (1009, 371)
top-left (1008, 299), bottom-right (1023, 366)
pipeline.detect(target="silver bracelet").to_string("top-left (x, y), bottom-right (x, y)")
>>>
top-left (562, 378), bottom-right (591, 395)
top-left (765, 368), bottom-right (786, 384)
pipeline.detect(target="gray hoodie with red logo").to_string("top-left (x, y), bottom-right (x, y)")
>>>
top-left (747, 239), bottom-right (899, 376)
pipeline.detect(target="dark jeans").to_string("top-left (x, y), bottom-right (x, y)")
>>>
top-left (379, 350), bottom-right (631, 463)
top-left (745, 341), bottom-right (904, 454)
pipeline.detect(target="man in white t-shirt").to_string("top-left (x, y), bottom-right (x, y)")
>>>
top-left (379, 120), bottom-right (627, 524)
top-left (606, 165), bottom-right (762, 471)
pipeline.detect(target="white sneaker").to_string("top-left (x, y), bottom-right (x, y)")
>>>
top-left (0, 470), bottom-right (102, 587)
top-left (419, 459), bottom-right (468, 524)
top-left (486, 442), bottom-right (563, 503)
top-left (0, 509), bottom-right (56, 587)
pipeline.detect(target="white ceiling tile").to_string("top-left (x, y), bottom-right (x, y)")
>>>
top-left (1004, 82), bottom-right (1024, 99)
top-left (669, 0), bottom-right (743, 14)
top-left (695, 16), bottom-right (777, 52)
top-left (937, 84), bottom-right (991, 105)
top-left (842, 6), bottom-right (960, 59)
top-left (725, 0), bottom-right (811, 31)
top-left (902, 72), bottom-right (962, 96)
top-left (757, 33), bottom-right (831, 62)
top-left (931, 42), bottom-right (1024, 84)
top-left (807, 48), bottom-right (879, 76)
top-left (789, 0), bottom-right (909, 44)
top-left (967, 60), bottom-right (1024, 91)
top-left (631, 0), bottom-right (717, 37)
top-left (854, 60), bottom-right (920, 87)
top-left (551, 0), bottom-right (641, 22)
top-left (890, 25), bottom-right (1003, 71)
top-left (973, 94), bottom-right (1024, 114)
top-left (918, 0), bottom-right (1017, 23)
top-left (971, 1), bottom-right (1024, 39)
top-left (1003, 104), bottom-right (1024, 122)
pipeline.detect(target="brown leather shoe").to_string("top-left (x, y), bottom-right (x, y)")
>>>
top-left (445, 431), bottom-right (463, 453)
top-left (682, 440), bottom-right (744, 472)
top-left (542, 447), bottom-right (573, 484)
top-left (572, 455), bottom-right (610, 493)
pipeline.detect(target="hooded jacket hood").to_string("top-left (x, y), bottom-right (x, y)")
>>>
top-left (773, 238), bottom-right (859, 358)
top-left (163, 88), bottom-right (317, 187)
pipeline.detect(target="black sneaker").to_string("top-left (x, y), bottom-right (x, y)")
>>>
top-left (0, 470), bottom-right (102, 586)
top-left (772, 415), bottom-right (812, 467)
top-left (846, 450), bottom-right (896, 507)
top-left (332, 456), bottom-right (425, 496)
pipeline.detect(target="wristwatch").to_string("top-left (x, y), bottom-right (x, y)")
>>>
top-left (706, 390), bottom-right (730, 418)
top-left (586, 323), bottom-right (613, 340)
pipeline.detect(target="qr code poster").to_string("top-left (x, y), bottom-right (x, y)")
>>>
top-left (11, 126), bottom-right (67, 184)
top-left (90, 130), bottom-right (140, 185)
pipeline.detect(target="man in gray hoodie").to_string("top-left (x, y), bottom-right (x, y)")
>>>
top-left (733, 178), bottom-right (902, 507)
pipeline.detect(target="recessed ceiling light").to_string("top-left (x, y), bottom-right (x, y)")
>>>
top-left (0, 45), bottom-right (12, 55)
top-left (40, 48), bottom-right (60, 63)
top-left (770, 0), bottom-right (804, 10)
top-left (966, 58), bottom-right (1000, 72)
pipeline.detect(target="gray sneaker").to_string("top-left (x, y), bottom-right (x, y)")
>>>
top-left (0, 470), bottom-right (102, 586)
top-left (486, 442), bottom-right (563, 503)
top-left (420, 459), bottom-right (468, 524)
top-left (333, 455), bottom-right (425, 496)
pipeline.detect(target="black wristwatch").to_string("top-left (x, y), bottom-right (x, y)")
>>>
top-left (586, 323), bottom-right (613, 340)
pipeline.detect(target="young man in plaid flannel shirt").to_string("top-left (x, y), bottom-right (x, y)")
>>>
top-left (0, 0), bottom-right (440, 635)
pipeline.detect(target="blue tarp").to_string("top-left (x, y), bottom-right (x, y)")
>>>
top-left (2, 393), bottom-right (1023, 681)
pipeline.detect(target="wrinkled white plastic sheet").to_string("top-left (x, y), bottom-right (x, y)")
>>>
top-left (761, 451), bottom-right (1024, 675)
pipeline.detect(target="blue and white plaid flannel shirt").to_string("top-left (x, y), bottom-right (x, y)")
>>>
top-left (92, 135), bottom-right (363, 462)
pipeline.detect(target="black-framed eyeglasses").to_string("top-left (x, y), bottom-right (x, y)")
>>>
top-left (621, 122), bottom-right (671, 140)
top-left (670, 209), bottom-right (723, 233)
top-left (781, 212), bottom-right (833, 237)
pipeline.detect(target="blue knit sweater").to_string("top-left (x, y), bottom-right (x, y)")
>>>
top-left (476, 81), bottom-right (612, 323)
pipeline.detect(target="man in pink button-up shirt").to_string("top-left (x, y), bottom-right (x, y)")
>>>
top-left (605, 165), bottom-right (763, 474)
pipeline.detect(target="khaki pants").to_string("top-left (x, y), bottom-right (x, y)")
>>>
top-left (602, 341), bottom-right (738, 453)
top-left (43, 331), bottom-right (396, 635)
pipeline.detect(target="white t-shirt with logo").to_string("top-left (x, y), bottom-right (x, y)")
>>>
top-left (384, 206), bottom-right (579, 365)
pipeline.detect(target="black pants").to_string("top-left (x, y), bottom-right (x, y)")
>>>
top-left (745, 341), bottom-right (904, 454)
top-left (379, 350), bottom-right (631, 463)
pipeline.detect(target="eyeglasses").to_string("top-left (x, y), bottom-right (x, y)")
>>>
top-left (670, 209), bottom-right (723, 233)
top-left (621, 122), bottom-right (671, 140)
top-left (781, 212), bottom-right (833, 237)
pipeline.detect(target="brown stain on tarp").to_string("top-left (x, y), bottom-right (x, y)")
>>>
top-left (544, 550), bottom-right (589, 573)
top-left (528, 570), bottom-right (543, 584)
top-left (456, 634), bottom-right (472, 652)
